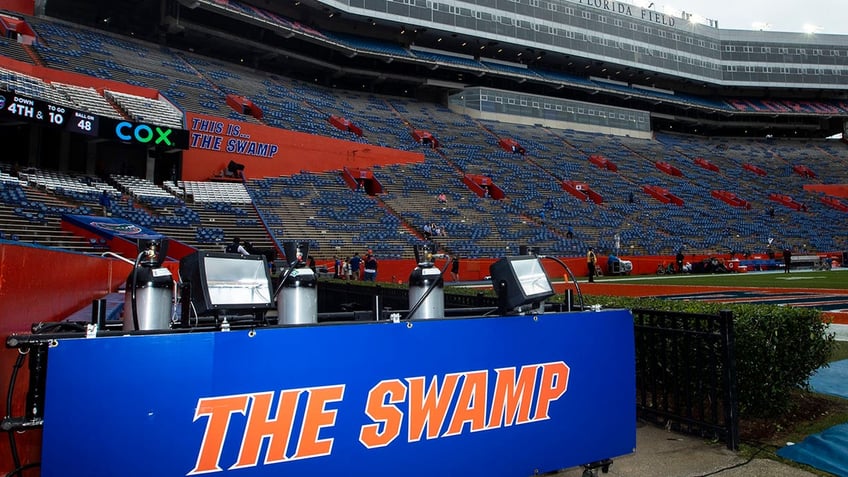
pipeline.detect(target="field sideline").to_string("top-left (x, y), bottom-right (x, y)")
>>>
top-left (460, 268), bottom-right (848, 328)
top-left (584, 268), bottom-right (848, 289)
top-left (566, 269), bottom-right (848, 334)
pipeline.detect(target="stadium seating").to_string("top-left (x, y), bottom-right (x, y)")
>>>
top-left (0, 14), bottom-right (846, 261)
top-left (50, 82), bottom-right (122, 118)
top-left (104, 90), bottom-right (185, 129)
top-left (179, 181), bottom-right (252, 204)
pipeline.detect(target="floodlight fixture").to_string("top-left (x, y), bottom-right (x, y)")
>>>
top-left (282, 241), bottom-right (309, 268)
top-left (179, 251), bottom-right (274, 318)
top-left (490, 255), bottom-right (555, 314)
top-left (227, 160), bottom-right (245, 175)
top-left (135, 236), bottom-right (168, 267)
top-left (518, 245), bottom-right (539, 256)
top-left (413, 242), bottom-right (438, 268)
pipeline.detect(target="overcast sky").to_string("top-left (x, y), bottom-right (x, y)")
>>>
top-left (661, 0), bottom-right (846, 34)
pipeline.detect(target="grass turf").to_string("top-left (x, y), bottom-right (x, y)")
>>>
top-left (600, 269), bottom-right (848, 290)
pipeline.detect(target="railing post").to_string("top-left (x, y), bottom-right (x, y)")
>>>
top-left (374, 285), bottom-right (382, 321)
top-left (720, 310), bottom-right (740, 450)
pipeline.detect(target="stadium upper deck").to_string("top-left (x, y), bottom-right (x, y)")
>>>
top-left (38, 0), bottom-right (846, 138)
top-left (167, 0), bottom-right (848, 92)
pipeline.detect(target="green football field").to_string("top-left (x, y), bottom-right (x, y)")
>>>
top-left (598, 269), bottom-right (848, 290)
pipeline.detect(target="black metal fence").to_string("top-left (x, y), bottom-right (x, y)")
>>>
top-left (633, 308), bottom-right (739, 450)
top-left (317, 282), bottom-right (499, 318)
top-left (318, 283), bottom-right (740, 449)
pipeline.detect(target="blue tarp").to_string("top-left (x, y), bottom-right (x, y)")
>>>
top-left (777, 424), bottom-right (848, 477)
top-left (810, 359), bottom-right (848, 400)
top-left (776, 359), bottom-right (848, 477)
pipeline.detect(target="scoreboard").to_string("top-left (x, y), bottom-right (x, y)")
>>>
top-left (0, 91), bottom-right (98, 136)
top-left (0, 91), bottom-right (188, 149)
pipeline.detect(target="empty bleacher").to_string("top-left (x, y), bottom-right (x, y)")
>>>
top-left (50, 82), bottom-right (122, 118)
top-left (0, 15), bottom-right (846, 262)
top-left (179, 181), bottom-right (252, 204)
top-left (105, 90), bottom-right (184, 129)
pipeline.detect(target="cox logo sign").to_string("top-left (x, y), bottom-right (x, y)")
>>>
top-left (115, 122), bottom-right (174, 146)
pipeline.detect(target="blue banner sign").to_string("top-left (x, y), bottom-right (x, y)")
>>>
top-left (41, 310), bottom-right (636, 476)
top-left (63, 214), bottom-right (164, 241)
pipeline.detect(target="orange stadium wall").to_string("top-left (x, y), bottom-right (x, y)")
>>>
top-left (0, 56), bottom-right (160, 99)
top-left (0, 0), bottom-right (34, 15)
top-left (183, 113), bottom-right (424, 180)
top-left (352, 256), bottom-right (712, 284)
top-left (333, 258), bottom-right (499, 284)
top-left (359, 254), bottom-right (784, 282)
top-left (345, 256), bottom-right (593, 284)
top-left (0, 243), bottom-right (133, 331)
top-left (0, 242), bottom-right (133, 474)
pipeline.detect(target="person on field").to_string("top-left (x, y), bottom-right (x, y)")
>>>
top-left (586, 247), bottom-right (597, 283)
top-left (363, 253), bottom-right (378, 281)
top-left (783, 245), bottom-right (792, 273)
top-left (349, 252), bottom-right (362, 280)
top-left (226, 237), bottom-right (249, 256)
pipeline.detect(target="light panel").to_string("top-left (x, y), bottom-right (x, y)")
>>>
top-left (490, 255), bottom-right (555, 313)
top-left (179, 251), bottom-right (273, 317)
